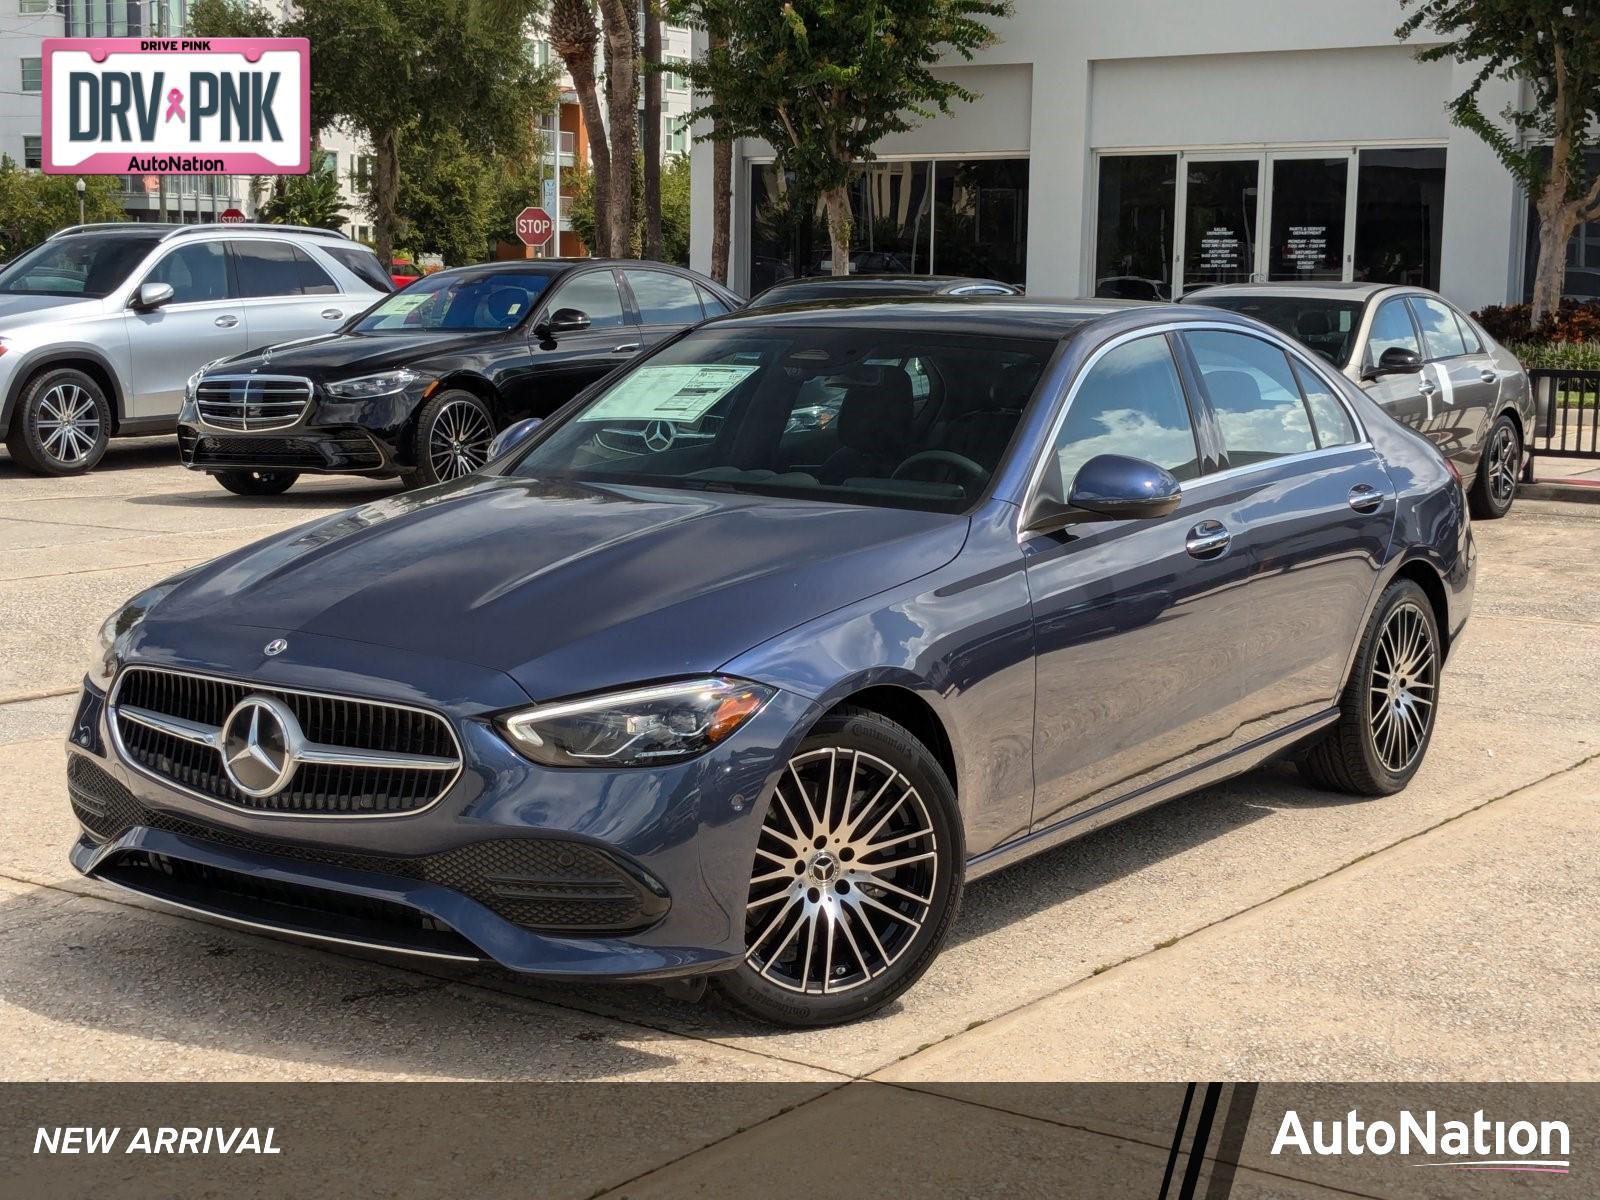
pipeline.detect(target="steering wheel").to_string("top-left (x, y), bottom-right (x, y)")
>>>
top-left (891, 450), bottom-right (988, 488)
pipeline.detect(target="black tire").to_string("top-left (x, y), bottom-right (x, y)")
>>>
top-left (1298, 578), bottom-right (1441, 797)
top-left (711, 706), bottom-right (963, 1028)
top-left (1468, 413), bottom-right (1520, 520)
top-left (214, 469), bottom-right (299, 497)
top-left (5, 367), bottom-right (111, 476)
top-left (400, 389), bottom-right (497, 489)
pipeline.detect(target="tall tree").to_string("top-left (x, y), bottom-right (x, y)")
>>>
top-left (643, 4), bottom-right (664, 259)
top-left (1399, 0), bottom-right (1600, 322)
top-left (707, 31), bottom-right (732, 285)
top-left (597, 0), bottom-right (640, 255)
top-left (546, 0), bottom-right (612, 253)
top-left (668, 0), bottom-right (1009, 276)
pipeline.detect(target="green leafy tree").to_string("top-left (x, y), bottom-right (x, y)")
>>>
top-left (393, 125), bottom-right (548, 265)
top-left (1399, 0), bottom-right (1600, 321)
top-left (568, 152), bottom-right (691, 262)
top-left (259, 169), bottom-right (349, 229)
top-left (0, 160), bottom-right (125, 257)
top-left (666, 0), bottom-right (1009, 276)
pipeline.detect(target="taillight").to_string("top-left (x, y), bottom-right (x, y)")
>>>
top-left (1445, 457), bottom-right (1463, 489)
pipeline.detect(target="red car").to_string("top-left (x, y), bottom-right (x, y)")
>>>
top-left (390, 261), bottom-right (422, 289)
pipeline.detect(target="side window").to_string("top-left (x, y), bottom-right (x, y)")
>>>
top-left (1454, 310), bottom-right (1483, 354)
top-left (1052, 335), bottom-right (1201, 490)
top-left (323, 245), bottom-right (393, 293)
top-left (696, 284), bottom-right (730, 317)
top-left (291, 247), bottom-right (338, 295)
top-left (231, 241), bottom-right (306, 298)
top-left (1184, 330), bottom-right (1317, 465)
top-left (1409, 296), bottom-right (1466, 360)
top-left (1291, 359), bottom-right (1358, 448)
top-left (624, 269), bottom-right (704, 324)
top-left (1366, 297), bottom-right (1421, 366)
top-left (143, 242), bottom-right (232, 303)
top-left (546, 270), bottom-right (627, 328)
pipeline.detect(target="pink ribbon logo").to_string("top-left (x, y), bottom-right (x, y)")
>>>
top-left (164, 88), bottom-right (185, 123)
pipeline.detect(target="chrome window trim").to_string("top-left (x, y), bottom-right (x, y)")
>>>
top-left (1015, 319), bottom-right (1372, 542)
top-left (107, 664), bottom-right (466, 820)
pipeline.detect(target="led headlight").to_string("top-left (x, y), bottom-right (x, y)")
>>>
top-left (85, 567), bottom-right (199, 689)
top-left (501, 677), bottom-right (774, 768)
top-left (326, 369), bottom-right (421, 400)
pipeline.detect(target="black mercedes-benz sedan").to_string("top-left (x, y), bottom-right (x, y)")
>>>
top-left (73, 299), bottom-right (1473, 1027)
top-left (177, 259), bottom-right (740, 495)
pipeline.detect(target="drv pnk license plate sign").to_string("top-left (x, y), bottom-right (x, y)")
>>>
top-left (42, 38), bottom-right (309, 176)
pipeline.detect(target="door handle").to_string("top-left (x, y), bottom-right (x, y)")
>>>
top-left (320, 308), bottom-right (344, 320)
top-left (1479, 369), bottom-right (1497, 384)
top-left (612, 342), bottom-right (641, 353)
top-left (1185, 520), bottom-right (1231, 559)
top-left (1417, 379), bottom-right (1438, 395)
top-left (1348, 483), bottom-right (1385, 514)
top-left (213, 314), bottom-right (239, 328)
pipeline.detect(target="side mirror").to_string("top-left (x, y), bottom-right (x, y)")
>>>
top-left (1366, 346), bottom-right (1422, 379)
top-left (133, 281), bottom-right (175, 310)
top-left (487, 416), bottom-right (543, 461)
top-left (1022, 453), bottom-right (1182, 535)
top-left (535, 307), bottom-right (591, 339)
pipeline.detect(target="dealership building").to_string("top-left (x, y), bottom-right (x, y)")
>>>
top-left (690, 0), bottom-right (1588, 311)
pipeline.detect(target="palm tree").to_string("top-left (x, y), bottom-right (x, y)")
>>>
top-left (547, 0), bottom-right (612, 253)
top-left (595, 0), bottom-right (639, 256)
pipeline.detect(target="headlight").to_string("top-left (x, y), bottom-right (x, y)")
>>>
top-left (501, 677), bottom-right (774, 768)
top-left (85, 568), bottom-right (199, 689)
top-left (326, 369), bottom-right (421, 399)
top-left (184, 357), bottom-right (230, 403)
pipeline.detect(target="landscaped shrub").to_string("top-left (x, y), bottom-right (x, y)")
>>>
top-left (1472, 300), bottom-right (1600, 348)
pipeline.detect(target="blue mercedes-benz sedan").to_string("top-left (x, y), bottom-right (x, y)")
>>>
top-left (66, 299), bottom-right (1474, 1027)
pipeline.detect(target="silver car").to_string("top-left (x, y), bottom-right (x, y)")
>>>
top-left (0, 222), bottom-right (389, 476)
top-left (1183, 282), bottom-right (1535, 518)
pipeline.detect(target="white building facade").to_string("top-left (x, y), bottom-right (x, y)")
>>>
top-left (690, 0), bottom-right (1564, 310)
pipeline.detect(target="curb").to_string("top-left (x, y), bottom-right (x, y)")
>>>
top-left (1518, 481), bottom-right (1600, 506)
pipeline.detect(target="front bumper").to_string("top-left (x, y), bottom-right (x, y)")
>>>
top-left (177, 384), bottom-right (428, 477)
top-left (66, 641), bottom-right (813, 981)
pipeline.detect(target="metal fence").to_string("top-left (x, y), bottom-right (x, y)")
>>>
top-left (1529, 368), bottom-right (1600, 465)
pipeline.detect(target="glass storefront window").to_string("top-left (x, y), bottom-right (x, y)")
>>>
top-left (1268, 157), bottom-right (1347, 281)
top-left (1182, 159), bottom-right (1260, 292)
top-left (841, 160), bottom-right (933, 276)
top-left (1522, 149), bottom-right (1600, 303)
top-left (932, 159), bottom-right (1029, 285)
top-left (1095, 155), bottom-right (1176, 300)
top-left (1353, 148), bottom-right (1446, 289)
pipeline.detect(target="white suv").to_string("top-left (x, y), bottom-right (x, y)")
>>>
top-left (0, 222), bottom-right (390, 475)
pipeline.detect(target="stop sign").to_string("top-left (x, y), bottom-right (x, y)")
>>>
top-left (516, 206), bottom-right (554, 248)
top-left (218, 207), bottom-right (246, 224)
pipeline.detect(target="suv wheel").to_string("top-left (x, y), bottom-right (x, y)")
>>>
top-left (6, 369), bottom-right (111, 476)
top-left (711, 707), bottom-right (963, 1027)
top-left (214, 469), bottom-right (299, 497)
top-left (1468, 414), bottom-right (1520, 519)
top-left (401, 390), bottom-right (496, 489)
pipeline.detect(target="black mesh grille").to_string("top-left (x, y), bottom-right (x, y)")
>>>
top-left (180, 429), bottom-right (383, 471)
top-left (67, 756), bottom-right (663, 934)
top-left (112, 667), bottom-right (458, 815)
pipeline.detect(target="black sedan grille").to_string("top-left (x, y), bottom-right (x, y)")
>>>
top-left (196, 375), bottom-right (312, 431)
top-left (68, 756), bottom-right (664, 934)
top-left (111, 666), bottom-right (461, 816)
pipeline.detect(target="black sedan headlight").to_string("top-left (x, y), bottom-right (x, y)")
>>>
top-left (501, 677), bottom-right (774, 768)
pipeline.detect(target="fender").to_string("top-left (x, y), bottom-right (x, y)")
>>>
top-left (2, 346), bottom-right (130, 431)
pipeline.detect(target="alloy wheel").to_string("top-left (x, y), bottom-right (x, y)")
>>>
top-left (427, 400), bottom-right (494, 481)
top-left (1367, 600), bottom-right (1437, 773)
top-left (744, 747), bottom-right (938, 996)
top-left (35, 382), bottom-right (102, 467)
top-left (1487, 424), bottom-right (1519, 505)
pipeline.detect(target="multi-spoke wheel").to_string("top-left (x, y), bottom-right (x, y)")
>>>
top-left (1468, 414), bottom-right (1520, 519)
top-left (6, 368), bottom-right (110, 476)
top-left (1299, 579), bottom-right (1441, 796)
top-left (403, 390), bottom-right (497, 488)
top-left (713, 707), bottom-right (962, 1027)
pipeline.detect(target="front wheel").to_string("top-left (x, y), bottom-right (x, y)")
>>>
top-left (401, 390), bottom-right (497, 489)
top-left (1298, 578), bottom-right (1441, 796)
top-left (1468, 414), bottom-right (1520, 519)
top-left (214, 469), bottom-right (298, 496)
top-left (5, 368), bottom-right (111, 476)
top-left (711, 707), bottom-right (963, 1028)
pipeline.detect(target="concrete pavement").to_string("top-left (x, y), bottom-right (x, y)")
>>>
top-left (1, 438), bottom-right (1597, 1095)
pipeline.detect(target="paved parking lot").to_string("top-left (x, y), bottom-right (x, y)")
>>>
top-left (1, 439), bottom-right (1597, 1103)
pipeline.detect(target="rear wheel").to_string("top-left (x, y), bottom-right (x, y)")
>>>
top-left (1468, 414), bottom-right (1520, 519)
top-left (214, 469), bottom-right (298, 497)
top-left (5, 368), bottom-right (110, 476)
top-left (711, 707), bottom-right (963, 1027)
top-left (401, 390), bottom-right (496, 489)
top-left (1298, 579), bottom-right (1440, 796)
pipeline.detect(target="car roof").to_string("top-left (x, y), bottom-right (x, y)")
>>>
top-left (1182, 281), bottom-right (1404, 302)
top-left (709, 295), bottom-right (1158, 338)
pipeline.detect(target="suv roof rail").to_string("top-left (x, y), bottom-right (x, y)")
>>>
top-left (48, 221), bottom-right (159, 238)
top-left (48, 221), bottom-right (354, 242)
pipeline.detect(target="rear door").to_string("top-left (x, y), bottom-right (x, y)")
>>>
top-left (1408, 293), bottom-right (1495, 469)
top-left (526, 268), bottom-right (640, 412)
top-left (620, 267), bottom-right (707, 350)
top-left (126, 239), bottom-right (246, 419)
top-left (229, 240), bottom-right (348, 353)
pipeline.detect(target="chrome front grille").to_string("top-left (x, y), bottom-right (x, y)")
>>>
top-left (196, 375), bottom-right (313, 431)
top-left (109, 666), bottom-right (463, 817)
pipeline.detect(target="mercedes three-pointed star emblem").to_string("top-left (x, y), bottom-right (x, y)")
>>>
top-left (220, 695), bottom-right (302, 798)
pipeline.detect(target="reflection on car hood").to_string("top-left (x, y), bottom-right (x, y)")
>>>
top-left (210, 329), bottom-right (497, 379)
top-left (145, 476), bottom-right (969, 700)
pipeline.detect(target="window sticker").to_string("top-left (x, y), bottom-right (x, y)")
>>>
top-left (585, 364), bottom-right (758, 423)
top-left (375, 292), bottom-right (432, 316)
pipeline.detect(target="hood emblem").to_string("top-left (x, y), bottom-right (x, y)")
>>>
top-left (221, 695), bottom-right (302, 797)
top-left (264, 638), bottom-right (288, 656)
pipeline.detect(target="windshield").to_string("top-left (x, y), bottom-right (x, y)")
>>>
top-left (1192, 296), bottom-right (1365, 367)
top-left (0, 234), bottom-right (161, 298)
top-left (352, 270), bottom-right (552, 333)
top-left (508, 326), bottom-right (1055, 513)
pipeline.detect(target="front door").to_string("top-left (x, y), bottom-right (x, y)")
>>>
top-left (1407, 293), bottom-right (1494, 469)
top-left (527, 268), bottom-right (641, 413)
top-left (1357, 294), bottom-right (1431, 434)
top-left (126, 241), bottom-right (245, 419)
